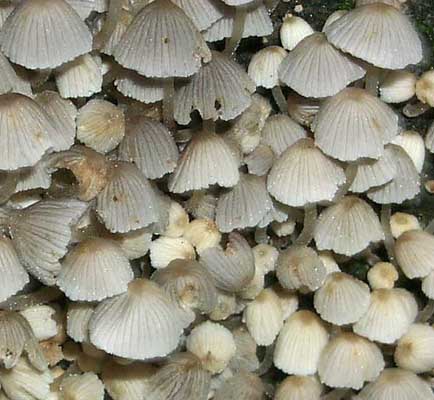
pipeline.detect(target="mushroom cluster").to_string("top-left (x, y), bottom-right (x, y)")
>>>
top-left (0, 0), bottom-right (432, 399)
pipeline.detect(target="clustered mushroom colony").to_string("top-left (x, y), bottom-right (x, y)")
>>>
top-left (0, 0), bottom-right (432, 399)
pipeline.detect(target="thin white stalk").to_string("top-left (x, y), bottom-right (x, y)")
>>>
top-left (334, 163), bottom-right (358, 200)
top-left (417, 299), bottom-right (434, 323)
top-left (272, 86), bottom-right (288, 114)
top-left (403, 101), bottom-right (431, 118)
top-left (365, 66), bottom-right (382, 96)
top-left (94, 0), bottom-right (123, 50)
top-left (321, 388), bottom-right (351, 400)
top-left (255, 227), bottom-right (269, 244)
top-left (224, 7), bottom-right (247, 57)
top-left (381, 204), bottom-right (396, 266)
top-left (202, 119), bottom-right (216, 133)
top-left (257, 344), bottom-right (274, 376)
top-left (295, 204), bottom-right (317, 246)
top-left (163, 77), bottom-right (176, 132)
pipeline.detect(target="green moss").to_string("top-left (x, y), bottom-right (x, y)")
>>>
top-left (335, 0), bottom-right (355, 11)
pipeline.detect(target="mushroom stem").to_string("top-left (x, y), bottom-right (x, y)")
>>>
top-left (295, 204), bottom-right (317, 246)
top-left (264, 0), bottom-right (279, 12)
top-left (403, 101), bottom-right (431, 118)
top-left (255, 226), bottom-right (269, 244)
top-left (417, 299), bottom-right (434, 323)
top-left (335, 163), bottom-right (358, 200)
top-left (425, 218), bottom-right (434, 234)
top-left (0, 286), bottom-right (63, 311)
top-left (224, 6), bottom-right (247, 57)
top-left (0, 172), bottom-right (17, 205)
top-left (365, 66), bottom-right (382, 96)
top-left (203, 119), bottom-right (216, 133)
top-left (320, 389), bottom-right (351, 400)
top-left (93, 0), bottom-right (123, 50)
top-left (163, 77), bottom-right (176, 132)
top-left (271, 86), bottom-right (288, 114)
top-left (381, 204), bottom-right (397, 266)
top-left (257, 344), bottom-right (274, 376)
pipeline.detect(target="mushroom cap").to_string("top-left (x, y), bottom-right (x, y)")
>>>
top-left (279, 32), bottom-right (366, 98)
top-left (114, 0), bottom-right (211, 78)
top-left (267, 138), bottom-right (345, 207)
top-left (174, 51), bottom-right (255, 124)
top-left (324, 3), bottom-right (422, 69)
top-left (0, 0), bottom-right (92, 69)
top-left (312, 88), bottom-right (398, 162)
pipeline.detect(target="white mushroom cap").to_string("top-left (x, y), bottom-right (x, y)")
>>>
top-left (67, 302), bottom-right (95, 343)
top-left (248, 46), bottom-right (287, 89)
top-left (183, 218), bottom-right (222, 254)
top-left (77, 100), bottom-right (125, 154)
top-left (55, 53), bottom-right (103, 99)
top-left (350, 146), bottom-right (397, 193)
top-left (314, 272), bottom-right (371, 325)
top-left (114, 0), bottom-right (211, 78)
top-left (353, 288), bottom-right (418, 344)
top-left (275, 375), bottom-right (323, 400)
top-left (273, 310), bottom-right (329, 375)
top-left (314, 196), bottom-right (385, 256)
top-left (19, 305), bottom-right (57, 342)
top-left (102, 360), bottom-right (155, 400)
top-left (57, 238), bottom-right (134, 301)
top-left (60, 372), bottom-right (104, 400)
top-left (318, 332), bottom-right (384, 389)
top-left (394, 229), bottom-right (434, 279)
top-left (114, 71), bottom-right (165, 104)
top-left (392, 130), bottom-right (425, 173)
top-left (171, 0), bottom-right (225, 31)
top-left (312, 88), bottom-right (398, 162)
top-left (212, 371), bottom-right (264, 400)
top-left (8, 198), bottom-right (88, 285)
top-left (280, 14), bottom-right (314, 51)
top-left (186, 321), bottom-right (236, 374)
top-left (216, 173), bottom-right (272, 233)
top-left (322, 9), bottom-right (347, 31)
top-left (0, 93), bottom-right (56, 171)
top-left (0, 357), bottom-right (53, 400)
top-left (367, 262), bottom-right (399, 290)
top-left (145, 352), bottom-right (211, 399)
top-left (34, 91), bottom-right (77, 152)
top-left (324, 3), bottom-right (422, 69)
top-left (426, 120), bottom-right (434, 154)
top-left (89, 279), bottom-right (187, 360)
top-left (0, 236), bottom-right (29, 303)
top-left (276, 246), bottom-right (326, 292)
top-left (243, 288), bottom-right (283, 346)
top-left (168, 131), bottom-right (240, 193)
top-left (279, 32), bottom-right (366, 98)
top-left (422, 270), bottom-right (434, 300)
top-left (261, 114), bottom-right (307, 157)
top-left (118, 115), bottom-right (178, 180)
top-left (267, 138), bottom-right (345, 207)
top-left (96, 162), bottom-right (161, 233)
top-left (416, 70), bottom-right (434, 107)
top-left (390, 212), bottom-right (420, 239)
top-left (380, 70), bottom-right (416, 104)
top-left (174, 51), bottom-right (255, 124)
top-left (199, 233), bottom-right (255, 293)
top-left (367, 145), bottom-right (420, 204)
top-left (395, 323), bottom-right (434, 373)
top-left (0, 0), bottom-right (92, 69)
top-left (149, 236), bottom-right (195, 269)
top-left (357, 368), bottom-right (434, 400)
